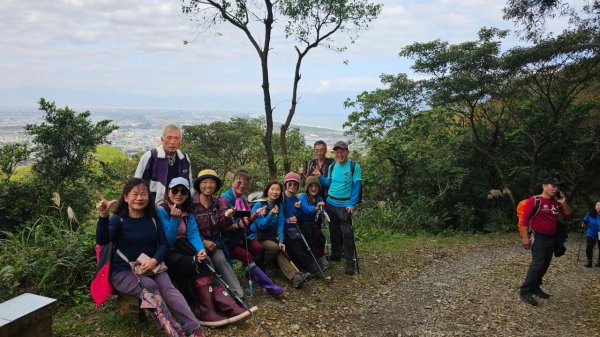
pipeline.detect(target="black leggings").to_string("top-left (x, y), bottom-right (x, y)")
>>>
top-left (586, 236), bottom-right (600, 261)
top-left (165, 250), bottom-right (211, 278)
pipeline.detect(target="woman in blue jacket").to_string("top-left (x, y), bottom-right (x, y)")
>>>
top-left (251, 180), bottom-right (308, 288)
top-left (582, 200), bottom-right (600, 267)
top-left (158, 177), bottom-right (249, 327)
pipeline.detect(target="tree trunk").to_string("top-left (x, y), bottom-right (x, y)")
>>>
top-left (261, 1), bottom-right (277, 179)
top-left (280, 49), bottom-right (305, 174)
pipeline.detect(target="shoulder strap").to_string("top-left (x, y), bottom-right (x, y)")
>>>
top-left (328, 161), bottom-right (335, 178)
top-left (350, 160), bottom-right (355, 176)
top-left (143, 148), bottom-right (158, 181)
top-left (528, 195), bottom-right (541, 224)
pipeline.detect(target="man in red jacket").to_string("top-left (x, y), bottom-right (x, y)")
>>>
top-left (518, 177), bottom-right (573, 306)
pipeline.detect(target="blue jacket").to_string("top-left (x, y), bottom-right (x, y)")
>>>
top-left (297, 193), bottom-right (323, 223)
top-left (251, 201), bottom-right (285, 243)
top-left (583, 212), bottom-right (600, 239)
top-left (283, 194), bottom-right (300, 229)
top-left (157, 204), bottom-right (205, 252)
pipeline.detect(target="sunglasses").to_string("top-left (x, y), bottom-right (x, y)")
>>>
top-left (171, 186), bottom-right (189, 196)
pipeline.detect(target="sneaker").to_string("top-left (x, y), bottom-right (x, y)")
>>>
top-left (531, 288), bottom-right (551, 299)
top-left (519, 291), bottom-right (538, 306)
top-left (345, 264), bottom-right (355, 275)
top-left (292, 272), bottom-right (306, 288)
top-left (585, 260), bottom-right (592, 268)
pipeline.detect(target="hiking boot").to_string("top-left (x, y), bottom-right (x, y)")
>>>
top-left (519, 291), bottom-right (538, 306)
top-left (585, 260), bottom-right (592, 268)
top-left (317, 256), bottom-right (331, 271)
top-left (328, 254), bottom-right (341, 262)
top-left (345, 263), bottom-right (355, 276)
top-left (531, 288), bottom-right (550, 299)
top-left (292, 272), bottom-right (307, 288)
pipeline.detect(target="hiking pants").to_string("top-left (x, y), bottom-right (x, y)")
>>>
top-left (258, 239), bottom-right (299, 280)
top-left (325, 203), bottom-right (356, 265)
top-left (111, 270), bottom-right (200, 333)
top-left (209, 248), bottom-right (243, 298)
top-left (285, 237), bottom-right (315, 272)
top-left (520, 233), bottom-right (555, 293)
top-left (585, 236), bottom-right (600, 262)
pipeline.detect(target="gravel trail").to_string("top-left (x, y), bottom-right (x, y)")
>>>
top-left (341, 236), bottom-right (600, 337)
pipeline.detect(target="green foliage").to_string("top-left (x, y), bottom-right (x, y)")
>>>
top-left (182, 117), bottom-right (311, 191)
top-left (353, 200), bottom-right (451, 235)
top-left (24, 98), bottom-right (118, 220)
top-left (0, 142), bottom-right (30, 181)
top-left (182, 117), bottom-right (266, 179)
top-left (0, 180), bottom-right (37, 234)
top-left (95, 146), bottom-right (136, 201)
top-left (0, 196), bottom-right (94, 302)
top-left (345, 25), bottom-right (600, 232)
top-left (25, 98), bottom-right (118, 182)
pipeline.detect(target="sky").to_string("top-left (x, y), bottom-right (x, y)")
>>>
top-left (0, 0), bottom-right (571, 130)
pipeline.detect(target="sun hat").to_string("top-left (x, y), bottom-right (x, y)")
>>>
top-left (194, 169), bottom-right (222, 192)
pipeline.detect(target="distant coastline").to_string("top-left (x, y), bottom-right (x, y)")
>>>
top-left (0, 106), bottom-right (348, 155)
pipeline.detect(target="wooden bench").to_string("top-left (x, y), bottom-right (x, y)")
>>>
top-left (117, 293), bottom-right (145, 322)
top-left (0, 293), bottom-right (57, 337)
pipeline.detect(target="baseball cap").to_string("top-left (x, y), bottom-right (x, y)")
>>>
top-left (541, 177), bottom-right (561, 185)
top-left (168, 177), bottom-right (190, 189)
top-left (332, 141), bottom-right (348, 151)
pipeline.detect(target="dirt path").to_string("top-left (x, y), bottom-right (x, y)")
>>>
top-left (340, 235), bottom-right (600, 337)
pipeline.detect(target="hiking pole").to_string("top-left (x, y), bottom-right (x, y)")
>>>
top-left (196, 257), bottom-right (274, 337)
top-left (279, 250), bottom-right (322, 302)
top-left (319, 210), bottom-right (334, 282)
top-left (348, 215), bottom-right (360, 275)
top-left (577, 223), bottom-right (586, 262)
top-left (293, 221), bottom-right (330, 283)
top-left (241, 218), bottom-right (254, 298)
top-left (117, 248), bottom-right (178, 337)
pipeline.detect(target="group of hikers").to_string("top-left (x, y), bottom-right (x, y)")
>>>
top-left (92, 124), bottom-right (362, 337)
top-left (90, 122), bottom-right (600, 336)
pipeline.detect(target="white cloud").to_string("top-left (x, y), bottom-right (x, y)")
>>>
top-left (0, 0), bottom-right (575, 129)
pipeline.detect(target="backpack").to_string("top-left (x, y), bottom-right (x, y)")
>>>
top-left (328, 160), bottom-right (363, 203)
top-left (516, 195), bottom-right (541, 234)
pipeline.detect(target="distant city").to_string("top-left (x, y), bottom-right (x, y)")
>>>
top-left (0, 106), bottom-right (348, 155)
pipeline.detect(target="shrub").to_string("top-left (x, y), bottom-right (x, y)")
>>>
top-left (0, 195), bottom-right (95, 302)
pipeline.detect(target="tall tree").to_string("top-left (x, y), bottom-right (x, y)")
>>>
top-left (504, 0), bottom-right (599, 41)
top-left (401, 28), bottom-right (519, 206)
top-left (181, 0), bottom-right (381, 177)
top-left (503, 28), bottom-right (600, 193)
